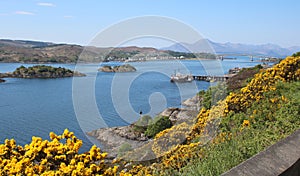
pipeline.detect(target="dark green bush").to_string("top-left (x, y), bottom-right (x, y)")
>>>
top-left (145, 116), bottom-right (172, 138)
top-left (292, 52), bottom-right (300, 57)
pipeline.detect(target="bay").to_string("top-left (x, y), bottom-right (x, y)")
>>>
top-left (0, 57), bottom-right (262, 151)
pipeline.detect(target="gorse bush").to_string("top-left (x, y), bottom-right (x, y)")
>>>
top-left (0, 129), bottom-right (118, 176)
top-left (292, 51), bottom-right (300, 57)
top-left (225, 56), bottom-right (300, 113)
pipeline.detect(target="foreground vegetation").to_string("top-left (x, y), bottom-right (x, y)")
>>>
top-left (178, 80), bottom-right (300, 175)
top-left (0, 55), bottom-right (299, 175)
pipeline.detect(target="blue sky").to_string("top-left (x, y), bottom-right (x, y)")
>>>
top-left (0, 0), bottom-right (299, 47)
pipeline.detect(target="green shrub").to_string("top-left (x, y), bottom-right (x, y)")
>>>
top-left (292, 51), bottom-right (300, 57)
top-left (199, 83), bottom-right (227, 109)
top-left (145, 116), bottom-right (172, 138)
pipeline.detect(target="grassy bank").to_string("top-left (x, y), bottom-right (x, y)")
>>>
top-left (178, 81), bottom-right (300, 176)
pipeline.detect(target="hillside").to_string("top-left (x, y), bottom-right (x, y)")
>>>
top-left (0, 55), bottom-right (299, 175)
top-left (0, 39), bottom-right (55, 48)
top-left (0, 40), bottom-right (84, 63)
top-left (0, 39), bottom-right (207, 63)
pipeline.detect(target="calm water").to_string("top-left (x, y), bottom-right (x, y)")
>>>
top-left (0, 58), bottom-right (262, 151)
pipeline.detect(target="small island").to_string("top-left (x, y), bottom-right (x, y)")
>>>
top-left (0, 78), bottom-right (5, 83)
top-left (0, 65), bottom-right (85, 79)
top-left (99, 64), bottom-right (136, 72)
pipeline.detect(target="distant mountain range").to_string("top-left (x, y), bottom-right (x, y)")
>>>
top-left (161, 39), bottom-right (300, 57)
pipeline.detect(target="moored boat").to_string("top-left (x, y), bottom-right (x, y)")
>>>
top-left (170, 71), bottom-right (193, 83)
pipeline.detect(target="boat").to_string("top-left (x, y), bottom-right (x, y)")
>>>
top-left (170, 71), bottom-right (194, 83)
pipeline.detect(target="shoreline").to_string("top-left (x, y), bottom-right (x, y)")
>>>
top-left (0, 58), bottom-right (219, 65)
top-left (87, 94), bottom-right (201, 158)
top-left (0, 57), bottom-right (280, 65)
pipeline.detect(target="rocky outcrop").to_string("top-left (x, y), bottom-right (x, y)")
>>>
top-left (87, 125), bottom-right (149, 158)
top-left (0, 78), bottom-right (5, 83)
top-left (182, 94), bottom-right (202, 110)
top-left (159, 107), bottom-right (198, 124)
top-left (87, 107), bottom-right (199, 158)
top-left (0, 65), bottom-right (86, 79)
top-left (99, 64), bottom-right (136, 72)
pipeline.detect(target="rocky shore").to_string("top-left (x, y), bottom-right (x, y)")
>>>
top-left (99, 64), bottom-right (136, 72)
top-left (87, 94), bottom-right (201, 158)
top-left (0, 78), bottom-right (5, 83)
top-left (87, 125), bottom-right (149, 158)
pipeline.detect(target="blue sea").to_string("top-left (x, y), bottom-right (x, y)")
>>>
top-left (0, 57), bottom-right (263, 151)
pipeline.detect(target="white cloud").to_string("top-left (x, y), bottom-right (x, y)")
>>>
top-left (15, 11), bottom-right (35, 15)
top-left (37, 2), bottom-right (55, 7)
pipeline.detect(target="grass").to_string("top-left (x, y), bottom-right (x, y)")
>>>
top-left (171, 81), bottom-right (300, 176)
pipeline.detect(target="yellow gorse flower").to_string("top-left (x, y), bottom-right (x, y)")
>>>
top-left (0, 129), bottom-right (117, 175)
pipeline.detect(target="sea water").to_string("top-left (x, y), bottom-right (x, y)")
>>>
top-left (0, 58), bottom-right (262, 151)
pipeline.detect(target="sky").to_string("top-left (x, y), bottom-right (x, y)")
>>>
top-left (0, 0), bottom-right (299, 48)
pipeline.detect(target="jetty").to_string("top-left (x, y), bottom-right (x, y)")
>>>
top-left (192, 74), bottom-right (235, 82)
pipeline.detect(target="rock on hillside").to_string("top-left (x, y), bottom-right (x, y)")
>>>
top-left (159, 107), bottom-right (199, 124)
top-left (87, 125), bottom-right (149, 158)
